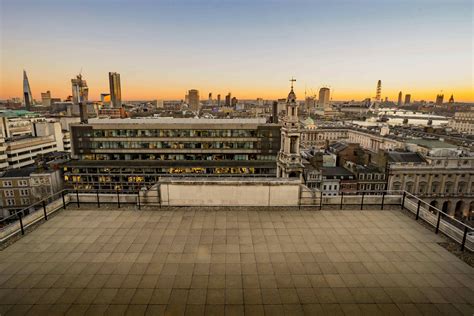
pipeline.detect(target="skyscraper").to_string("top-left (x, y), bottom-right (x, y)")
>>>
top-left (109, 72), bottom-right (122, 108)
top-left (404, 94), bottom-right (411, 105)
top-left (436, 94), bottom-right (444, 105)
top-left (318, 87), bottom-right (330, 109)
top-left (449, 94), bottom-right (454, 103)
top-left (397, 91), bottom-right (403, 107)
top-left (225, 93), bottom-right (231, 107)
top-left (71, 74), bottom-right (89, 123)
top-left (71, 74), bottom-right (89, 105)
top-left (217, 94), bottom-right (221, 107)
top-left (23, 70), bottom-right (33, 110)
top-left (188, 89), bottom-right (200, 112)
top-left (375, 80), bottom-right (382, 102)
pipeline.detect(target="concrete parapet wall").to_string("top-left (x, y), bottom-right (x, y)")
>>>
top-left (159, 178), bottom-right (301, 207)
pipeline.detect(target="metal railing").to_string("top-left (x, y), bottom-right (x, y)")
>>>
top-left (299, 189), bottom-right (473, 251)
top-left (1, 188), bottom-right (472, 252)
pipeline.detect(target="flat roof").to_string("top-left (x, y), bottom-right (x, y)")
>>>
top-left (1, 207), bottom-right (471, 314)
top-left (407, 139), bottom-right (458, 149)
top-left (87, 117), bottom-right (269, 125)
top-left (387, 151), bottom-right (426, 163)
top-left (64, 160), bottom-right (276, 168)
top-left (0, 166), bottom-right (36, 178)
top-left (321, 166), bottom-right (354, 176)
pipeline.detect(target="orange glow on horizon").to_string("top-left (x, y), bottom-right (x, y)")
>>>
top-left (1, 77), bottom-right (473, 103)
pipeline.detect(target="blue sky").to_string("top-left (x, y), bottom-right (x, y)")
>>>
top-left (1, 0), bottom-right (472, 101)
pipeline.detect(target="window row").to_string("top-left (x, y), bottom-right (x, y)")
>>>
top-left (87, 141), bottom-right (257, 150)
top-left (83, 129), bottom-right (270, 138)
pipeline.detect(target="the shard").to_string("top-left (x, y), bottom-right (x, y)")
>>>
top-left (23, 70), bottom-right (34, 110)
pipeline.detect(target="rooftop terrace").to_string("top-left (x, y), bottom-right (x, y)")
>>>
top-left (1, 207), bottom-right (473, 315)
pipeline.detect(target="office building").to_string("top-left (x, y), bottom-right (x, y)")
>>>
top-left (187, 89), bottom-right (200, 112)
top-left (109, 72), bottom-right (122, 108)
top-left (71, 74), bottom-right (88, 105)
top-left (65, 118), bottom-right (280, 192)
top-left (404, 94), bottom-right (411, 105)
top-left (448, 111), bottom-right (474, 134)
top-left (23, 70), bottom-right (34, 110)
top-left (225, 93), bottom-right (231, 107)
top-left (318, 87), bottom-right (330, 109)
top-left (436, 94), bottom-right (444, 105)
top-left (449, 94), bottom-right (455, 103)
top-left (217, 94), bottom-right (221, 106)
top-left (397, 91), bottom-right (403, 106)
top-left (375, 80), bottom-right (381, 102)
top-left (41, 91), bottom-right (52, 107)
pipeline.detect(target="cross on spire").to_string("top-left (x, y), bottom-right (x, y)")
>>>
top-left (290, 77), bottom-right (296, 89)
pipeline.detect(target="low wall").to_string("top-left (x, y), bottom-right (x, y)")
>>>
top-left (159, 178), bottom-right (301, 207)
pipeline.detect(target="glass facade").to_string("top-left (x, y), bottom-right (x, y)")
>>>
top-left (66, 123), bottom-right (280, 192)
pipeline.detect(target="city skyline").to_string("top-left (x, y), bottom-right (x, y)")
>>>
top-left (1, 0), bottom-right (473, 102)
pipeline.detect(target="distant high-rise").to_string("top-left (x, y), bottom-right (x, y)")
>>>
top-left (397, 91), bottom-right (403, 107)
top-left (208, 92), bottom-right (212, 102)
top-left (318, 87), bottom-right (330, 109)
top-left (375, 80), bottom-right (382, 102)
top-left (436, 94), bottom-right (444, 105)
top-left (109, 72), bottom-right (122, 108)
top-left (231, 97), bottom-right (238, 108)
top-left (71, 74), bottom-right (89, 105)
top-left (23, 70), bottom-right (33, 110)
top-left (71, 74), bottom-right (89, 123)
top-left (225, 93), bottom-right (231, 107)
top-left (188, 89), bottom-right (200, 111)
top-left (449, 94), bottom-right (454, 103)
top-left (41, 90), bottom-right (52, 107)
top-left (217, 94), bottom-right (221, 106)
top-left (404, 94), bottom-right (411, 105)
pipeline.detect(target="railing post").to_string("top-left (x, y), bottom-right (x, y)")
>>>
top-left (415, 200), bottom-right (421, 220)
top-left (137, 191), bottom-right (141, 210)
top-left (340, 192), bottom-right (344, 210)
top-left (401, 191), bottom-right (406, 210)
top-left (461, 227), bottom-right (468, 251)
top-left (76, 189), bottom-right (80, 208)
top-left (18, 212), bottom-right (24, 235)
top-left (435, 211), bottom-right (441, 234)
top-left (381, 192), bottom-right (385, 210)
top-left (360, 192), bottom-right (365, 210)
top-left (96, 190), bottom-right (100, 208)
top-left (319, 191), bottom-right (323, 209)
top-left (117, 189), bottom-right (121, 208)
top-left (62, 191), bottom-right (66, 210)
top-left (42, 200), bottom-right (48, 221)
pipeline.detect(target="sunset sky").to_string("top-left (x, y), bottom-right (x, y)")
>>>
top-left (1, 0), bottom-right (473, 102)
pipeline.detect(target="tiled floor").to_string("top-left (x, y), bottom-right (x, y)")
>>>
top-left (0, 207), bottom-right (473, 315)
